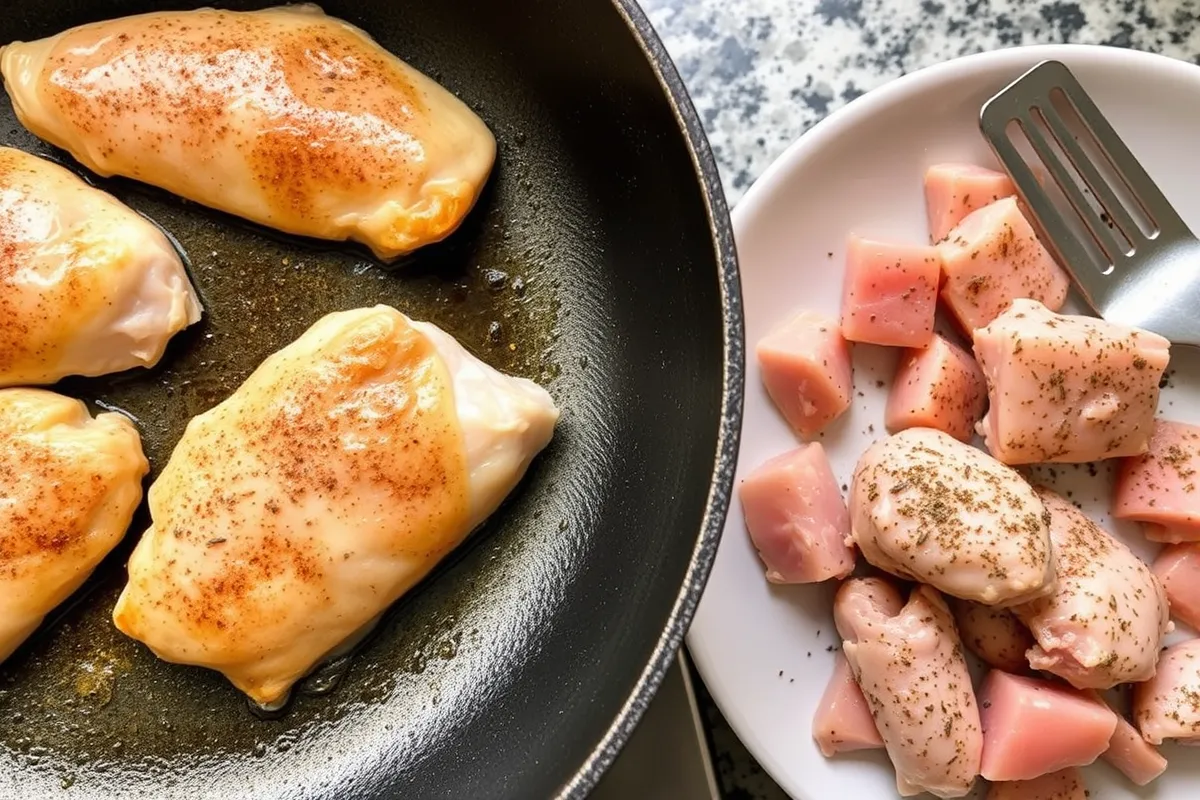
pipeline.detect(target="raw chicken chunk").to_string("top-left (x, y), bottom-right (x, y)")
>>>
top-left (0, 389), bottom-right (148, 662)
top-left (1114, 419), bottom-right (1200, 534)
top-left (739, 443), bottom-right (855, 584)
top-left (757, 311), bottom-right (852, 436)
top-left (850, 427), bottom-right (1053, 606)
top-left (1153, 543), bottom-right (1200, 630)
top-left (949, 598), bottom-right (1034, 673)
top-left (1134, 638), bottom-right (1200, 745)
top-left (978, 670), bottom-right (1117, 782)
top-left (0, 146), bottom-right (200, 387)
top-left (973, 299), bottom-right (1169, 464)
top-left (1091, 691), bottom-right (1168, 786)
top-left (1012, 488), bottom-right (1171, 689)
top-left (840, 236), bottom-right (940, 347)
top-left (835, 579), bottom-right (982, 798)
top-left (1144, 524), bottom-right (1200, 544)
top-left (885, 334), bottom-right (987, 442)
top-left (986, 767), bottom-right (1087, 800)
top-left (812, 652), bottom-right (883, 757)
top-left (924, 163), bottom-right (1017, 244)
top-left (112, 306), bottom-right (558, 707)
top-left (937, 197), bottom-right (1069, 333)
top-left (1, 5), bottom-right (496, 261)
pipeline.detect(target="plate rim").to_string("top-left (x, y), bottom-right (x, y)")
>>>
top-left (686, 42), bottom-right (1200, 800)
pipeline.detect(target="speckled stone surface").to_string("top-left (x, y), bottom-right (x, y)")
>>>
top-left (648, 0), bottom-right (1200, 206)
top-left (645, 1), bottom-right (1200, 797)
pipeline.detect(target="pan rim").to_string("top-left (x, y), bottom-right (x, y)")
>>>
top-left (554, 2), bottom-right (744, 797)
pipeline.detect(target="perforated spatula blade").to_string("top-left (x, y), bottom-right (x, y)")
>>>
top-left (979, 59), bottom-right (1200, 347)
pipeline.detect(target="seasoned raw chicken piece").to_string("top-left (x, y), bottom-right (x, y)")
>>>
top-left (1134, 638), bottom-right (1200, 745)
top-left (739, 443), bottom-right (855, 584)
top-left (1, 389), bottom-right (147, 662)
top-left (1114, 419), bottom-right (1200, 535)
top-left (840, 236), bottom-right (940, 348)
top-left (937, 197), bottom-right (1069, 333)
top-left (885, 334), bottom-right (987, 443)
top-left (112, 306), bottom-right (558, 706)
top-left (973, 299), bottom-right (1169, 464)
top-left (849, 427), bottom-right (1053, 606)
top-left (0, 146), bottom-right (200, 387)
top-left (986, 767), bottom-right (1087, 800)
top-left (949, 599), bottom-right (1035, 673)
top-left (978, 670), bottom-right (1116, 781)
top-left (812, 652), bottom-right (883, 757)
top-left (835, 579), bottom-right (982, 798)
top-left (1012, 489), bottom-right (1171, 689)
top-left (924, 163), bottom-right (1017, 243)
top-left (1, 5), bottom-right (496, 261)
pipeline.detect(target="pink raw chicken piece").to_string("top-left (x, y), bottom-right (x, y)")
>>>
top-left (1013, 488), bottom-right (1171, 689)
top-left (1144, 523), bottom-right (1200, 543)
top-left (885, 334), bottom-right (987, 442)
top-left (924, 163), bottom-right (1018, 244)
top-left (973, 298), bottom-right (1169, 464)
top-left (948, 598), bottom-right (1034, 674)
top-left (1153, 543), bottom-right (1200, 630)
top-left (937, 196), bottom-right (1069, 333)
top-left (757, 311), bottom-right (852, 436)
top-left (812, 652), bottom-right (883, 757)
top-left (1088, 690), bottom-right (1169, 786)
top-left (1114, 419), bottom-right (1200, 533)
top-left (840, 236), bottom-right (940, 348)
top-left (739, 443), bottom-right (855, 584)
top-left (978, 670), bottom-right (1117, 782)
top-left (1134, 638), bottom-right (1200, 745)
top-left (986, 768), bottom-right (1087, 800)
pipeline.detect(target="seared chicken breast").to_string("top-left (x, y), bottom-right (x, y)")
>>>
top-left (0, 4), bottom-right (497, 260)
top-left (1012, 488), bottom-right (1171, 690)
top-left (850, 427), bottom-right (1054, 606)
top-left (0, 146), bottom-right (200, 387)
top-left (1, 388), bottom-right (147, 662)
top-left (112, 306), bottom-right (558, 707)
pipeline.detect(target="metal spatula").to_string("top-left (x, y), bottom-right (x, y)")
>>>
top-left (979, 59), bottom-right (1200, 347)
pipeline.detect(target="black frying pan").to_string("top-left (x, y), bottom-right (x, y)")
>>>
top-left (0, 1), bottom-right (741, 797)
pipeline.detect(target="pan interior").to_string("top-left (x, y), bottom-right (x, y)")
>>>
top-left (0, 2), bottom-right (730, 798)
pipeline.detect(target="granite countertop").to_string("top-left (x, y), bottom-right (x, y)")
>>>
top-left (645, 0), bottom-right (1200, 796)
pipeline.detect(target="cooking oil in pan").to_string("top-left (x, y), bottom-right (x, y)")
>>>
top-left (0, 116), bottom-right (583, 787)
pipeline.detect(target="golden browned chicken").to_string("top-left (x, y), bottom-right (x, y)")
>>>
top-left (1, 388), bottom-right (148, 662)
top-left (113, 306), bottom-right (558, 707)
top-left (0, 4), bottom-right (497, 260)
top-left (0, 146), bottom-right (200, 387)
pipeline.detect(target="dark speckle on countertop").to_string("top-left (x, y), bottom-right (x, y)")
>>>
top-left (643, 0), bottom-right (1200, 796)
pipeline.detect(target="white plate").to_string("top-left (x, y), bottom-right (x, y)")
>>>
top-left (687, 44), bottom-right (1200, 800)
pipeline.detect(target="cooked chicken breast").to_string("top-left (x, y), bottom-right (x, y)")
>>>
top-left (835, 578), bottom-right (982, 798)
top-left (1, 388), bottom-right (147, 662)
top-left (1134, 638), bottom-right (1200, 745)
top-left (0, 146), bottom-right (200, 387)
top-left (1012, 488), bottom-right (1171, 690)
top-left (849, 427), bottom-right (1054, 606)
top-left (0, 4), bottom-right (496, 261)
top-left (112, 306), bottom-right (558, 706)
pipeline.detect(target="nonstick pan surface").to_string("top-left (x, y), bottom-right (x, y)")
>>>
top-left (0, 1), bottom-right (742, 798)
